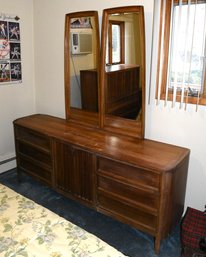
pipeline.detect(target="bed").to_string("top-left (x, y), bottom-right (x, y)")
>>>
top-left (0, 183), bottom-right (127, 257)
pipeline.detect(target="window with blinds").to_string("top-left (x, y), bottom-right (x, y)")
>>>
top-left (156, 0), bottom-right (206, 110)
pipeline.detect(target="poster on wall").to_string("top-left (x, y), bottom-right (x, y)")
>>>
top-left (0, 13), bottom-right (22, 85)
top-left (70, 17), bottom-right (92, 28)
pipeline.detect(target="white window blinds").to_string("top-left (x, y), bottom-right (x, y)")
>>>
top-left (156, 0), bottom-right (206, 110)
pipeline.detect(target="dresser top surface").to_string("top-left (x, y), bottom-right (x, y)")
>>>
top-left (14, 114), bottom-right (190, 172)
top-left (105, 64), bottom-right (140, 73)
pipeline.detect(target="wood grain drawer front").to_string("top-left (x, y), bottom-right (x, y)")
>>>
top-left (97, 175), bottom-right (159, 213)
top-left (18, 157), bottom-right (52, 183)
top-left (15, 126), bottom-right (50, 152)
top-left (18, 142), bottom-right (52, 167)
top-left (98, 157), bottom-right (160, 190)
top-left (98, 193), bottom-right (157, 234)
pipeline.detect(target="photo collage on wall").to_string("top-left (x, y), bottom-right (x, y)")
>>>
top-left (0, 15), bottom-right (22, 84)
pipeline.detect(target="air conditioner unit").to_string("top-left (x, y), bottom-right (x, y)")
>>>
top-left (71, 32), bottom-right (92, 55)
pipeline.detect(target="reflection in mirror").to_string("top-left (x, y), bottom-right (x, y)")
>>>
top-left (101, 6), bottom-right (145, 138)
top-left (65, 11), bottom-right (100, 124)
top-left (106, 11), bottom-right (143, 120)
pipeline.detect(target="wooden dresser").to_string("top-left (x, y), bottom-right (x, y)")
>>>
top-left (14, 114), bottom-right (190, 254)
top-left (80, 65), bottom-right (141, 118)
top-left (80, 69), bottom-right (98, 112)
top-left (105, 64), bottom-right (140, 119)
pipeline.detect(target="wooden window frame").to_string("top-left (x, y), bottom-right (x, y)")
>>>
top-left (108, 20), bottom-right (125, 65)
top-left (156, 0), bottom-right (206, 106)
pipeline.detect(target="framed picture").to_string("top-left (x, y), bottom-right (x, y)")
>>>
top-left (0, 13), bottom-right (22, 85)
top-left (8, 22), bottom-right (20, 41)
top-left (0, 21), bottom-right (8, 39)
top-left (0, 62), bottom-right (10, 82)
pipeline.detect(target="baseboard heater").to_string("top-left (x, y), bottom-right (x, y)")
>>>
top-left (0, 156), bottom-right (16, 165)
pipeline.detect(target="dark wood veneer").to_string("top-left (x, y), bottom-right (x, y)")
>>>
top-left (80, 69), bottom-right (98, 112)
top-left (105, 64), bottom-right (140, 119)
top-left (53, 140), bottom-right (95, 206)
top-left (14, 114), bottom-right (189, 254)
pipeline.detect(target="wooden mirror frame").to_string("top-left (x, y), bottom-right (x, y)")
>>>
top-left (64, 11), bottom-right (100, 127)
top-left (100, 6), bottom-right (146, 138)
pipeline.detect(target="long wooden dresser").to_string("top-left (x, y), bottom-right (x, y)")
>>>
top-left (14, 114), bottom-right (190, 254)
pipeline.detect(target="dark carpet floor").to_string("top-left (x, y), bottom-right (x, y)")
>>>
top-left (0, 169), bottom-right (182, 257)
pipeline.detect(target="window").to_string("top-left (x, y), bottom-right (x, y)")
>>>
top-left (156, 0), bottom-right (206, 108)
top-left (107, 21), bottom-right (125, 65)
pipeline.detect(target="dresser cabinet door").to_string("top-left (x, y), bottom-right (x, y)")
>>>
top-left (54, 140), bottom-right (95, 206)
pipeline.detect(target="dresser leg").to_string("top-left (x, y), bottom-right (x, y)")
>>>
top-left (17, 169), bottom-right (22, 183)
top-left (154, 236), bottom-right (161, 255)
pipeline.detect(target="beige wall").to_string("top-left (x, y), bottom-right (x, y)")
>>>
top-left (0, 0), bottom-right (35, 172)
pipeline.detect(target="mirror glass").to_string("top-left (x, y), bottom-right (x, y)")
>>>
top-left (101, 6), bottom-right (145, 137)
top-left (65, 11), bottom-right (100, 125)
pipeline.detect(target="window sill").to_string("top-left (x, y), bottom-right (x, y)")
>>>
top-left (158, 92), bottom-right (206, 106)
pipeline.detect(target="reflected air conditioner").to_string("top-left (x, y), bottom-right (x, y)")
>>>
top-left (71, 32), bottom-right (92, 55)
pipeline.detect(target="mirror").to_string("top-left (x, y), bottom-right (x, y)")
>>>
top-left (100, 6), bottom-right (145, 138)
top-left (65, 11), bottom-right (100, 126)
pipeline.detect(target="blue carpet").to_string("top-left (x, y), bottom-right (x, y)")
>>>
top-left (0, 169), bottom-right (181, 257)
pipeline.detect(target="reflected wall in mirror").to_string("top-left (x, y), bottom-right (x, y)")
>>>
top-left (65, 11), bottom-right (100, 126)
top-left (100, 6), bottom-right (145, 138)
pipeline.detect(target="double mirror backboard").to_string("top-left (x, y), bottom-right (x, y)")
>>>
top-left (65, 6), bottom-right (145, 138)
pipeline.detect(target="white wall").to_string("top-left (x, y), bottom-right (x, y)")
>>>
top-left (0, 0), bottom-right (35, 172)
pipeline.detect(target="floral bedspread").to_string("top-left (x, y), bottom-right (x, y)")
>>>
top-left (0, 183), bottom-right (127, 257)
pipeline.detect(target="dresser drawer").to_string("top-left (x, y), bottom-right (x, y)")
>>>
top-left (15, 126), bottom-right (50, 152)
top-left (97, 175), bottom-right (159, 212)
top-left (18, 157), bottom-right (52, 183)
top-left (18, 142), bottom-right (52, 166)
top-left (98, 157), bottom-right (160, 189)
top-left (98, 193), bottom-right (157, 234)
top-left (15, 125), bottom-right (53, 185)
top-left (17, 141), bottom-right (52, 166)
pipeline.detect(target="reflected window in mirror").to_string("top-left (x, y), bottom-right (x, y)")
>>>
top-left (107, 12), bottom-right (143, 119)
top-left (100, 6), bottom-right (145, 138)
top-left (107, 20), bottom-right (125, 65)
top-left (64, 11), bottom-right (100, 126)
